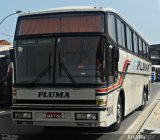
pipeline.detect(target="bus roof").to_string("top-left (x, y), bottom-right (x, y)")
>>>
top-left (18, 6), bottom-right (149, 45)
top-left (20, 6), bottom-right (117, 16)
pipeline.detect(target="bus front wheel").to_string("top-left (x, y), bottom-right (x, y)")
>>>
top-left (109, 96), bottom-right (122, 131)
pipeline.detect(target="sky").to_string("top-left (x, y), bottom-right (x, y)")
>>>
top-left (0, 0), bottom-right (160, 45)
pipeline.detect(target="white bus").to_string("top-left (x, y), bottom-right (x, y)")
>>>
top-left (11, 7), bottom-right (151, 131)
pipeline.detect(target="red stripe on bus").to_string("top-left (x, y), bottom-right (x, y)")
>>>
top-left (96, 60), bottom-right (130, 93)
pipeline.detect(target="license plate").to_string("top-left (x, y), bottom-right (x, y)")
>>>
top-left (46, 112), bottom-right (62, 119)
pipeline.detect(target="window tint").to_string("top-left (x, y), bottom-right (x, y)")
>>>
top-left (126, 26), bottom-right (131, 50)
top-left (108, 14), bottom-right (116, 42)
top-left (126, 26), bottom-right (133, 51)
top-left (138, 38), bottom-right (143, 57)
top-left (108, 45), bottom-right (114, 84)
top-left (146, 45), bottom-right (150, 59)
top-left (133, 33), bottom-right (138, 54)
top-left (15, 38), bottom-right (55, 84)
top-left (17, 13), bottom-right (104, 35)
top-left (116, 18), bottom-right (123, 46)
top-left (143, 42), bottom-right (147, 58)
top-left (121, 23), bottom-right (126, 48)
top-left (129, 30), bottom-right (133, 52)
top-left (55, 36), bottom-right (104, 84)
top-left (108, 14), bottom-right (149, 60)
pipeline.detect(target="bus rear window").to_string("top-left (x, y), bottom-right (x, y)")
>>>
top-left (17, 13), bottom-right (104, 35)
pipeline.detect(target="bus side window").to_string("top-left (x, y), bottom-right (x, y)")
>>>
top-left (108, 44), bottom-right (119, 84)
top-left (133, 33), bottom-right (138, 54)
top-left (146, 45), bottom-right (150, 60)
top-left (143, 42), bottom-right (147, 58)
top-left (116, 18), bottom-right (123, 46)
top-left (138, 38), bottom-right (143, 57)
top-left (126, 26), bottom-right (132, 51)
top-left (108, 45), bottom-right (114, 83)
top-left (108, 14), bottom-right (117, 43)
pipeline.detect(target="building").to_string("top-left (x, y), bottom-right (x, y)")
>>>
top-left (0, 40), bottom-right (12, 56)
top-left (150, 44), bottom-right (160, 65)
top-left (0, 40), bottom-right (11, 45)
top-left (150, 44), bottom-right (160, 82)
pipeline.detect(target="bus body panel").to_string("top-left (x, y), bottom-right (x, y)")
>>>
top-left (118, 48), bottom-right (151, 116)
top-left (12, 87), bottom-right (118, 127)
top-left (11, 7), bottom-right (151, 129)
top-left (15, 88), bottom-right (96, 101)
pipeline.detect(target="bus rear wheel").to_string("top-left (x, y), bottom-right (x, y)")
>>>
top-left (138, 90), bottom-right (146, 110)
top-left (109, 96), bottom-right (122, 131)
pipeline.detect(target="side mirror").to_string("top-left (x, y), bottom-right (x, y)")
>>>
top-left (112, 47), bottom-right (119, 62)
top-left (9, 48), bottom-right (14, 62)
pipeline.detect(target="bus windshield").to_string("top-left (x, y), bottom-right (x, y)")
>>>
top-left (15, 36), bottom-right (106, 85)
top-left (15, 38), bottom-right (55, 84)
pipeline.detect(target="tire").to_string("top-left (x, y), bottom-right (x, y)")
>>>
top-left (109, 96), bottom-right (122, 131)
top-left (138, 89), bottom-right (146, 110)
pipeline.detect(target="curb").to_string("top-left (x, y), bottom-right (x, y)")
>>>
top-left (118, 94), bottom-right (160, 140)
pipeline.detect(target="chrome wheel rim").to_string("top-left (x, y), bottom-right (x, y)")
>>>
top-left (117, 102), bottom-right (122, 124)
top-left (142, 93), bottom-right (146, 106)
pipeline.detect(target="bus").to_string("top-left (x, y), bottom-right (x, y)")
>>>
top-left (0, 45), bottom-right (12, 105)
top-left (11, 7), bottom-right (151, 131)
top-left (150, 44), bottom-right (160, 82)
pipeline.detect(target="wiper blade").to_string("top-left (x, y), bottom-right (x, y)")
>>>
top-left (60, 63), bottom-right (80, 87)
top-left (31, 52), bottom-right (52, 86)
top-left (59, 53), bottom-right (79, 88)
top-left (31, 65), bottom-right (50, 85)
top-left (17, 65), bottom-right (50, 86)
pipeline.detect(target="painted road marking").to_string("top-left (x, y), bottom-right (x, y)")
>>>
top-left (152, 82), bottom-right (160, 84)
